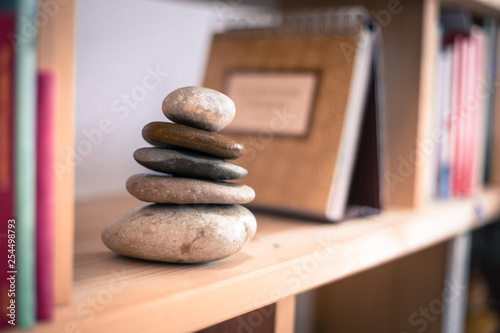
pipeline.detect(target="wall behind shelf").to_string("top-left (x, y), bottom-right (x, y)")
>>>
top-left (75, 0), bottom-right (216, 199)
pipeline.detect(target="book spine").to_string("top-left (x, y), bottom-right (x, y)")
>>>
top-left (439, 46), bottom-right (452, 198)
top-left (454, 36), bottom-right (469, 196)
top-left (489, 25), bottom-right (500, 183)
top-left (471, 27), bottom-right (487, 193)
top-left (14, 0), bottom-right (38, 328)
top-left (449, 36), bottom-right (462, 196)
top-left (0, 10), bottom-right (15, 328)
top-left (36, 71), bottom-right (56, 321)
top-left (483, 20), bottom-right (498, 183)
top-left (462, 29), bottom-right (478, 194)
top-left (432, 47), bottom-right (445, 199)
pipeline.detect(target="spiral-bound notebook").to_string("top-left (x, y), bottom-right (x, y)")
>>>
top-left (203, 7), bottom-right (382, 221)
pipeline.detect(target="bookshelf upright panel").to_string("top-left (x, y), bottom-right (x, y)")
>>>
top-left (37, 0), bottom-right (76, 305)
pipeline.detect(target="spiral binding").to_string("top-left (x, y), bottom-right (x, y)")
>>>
top-left (220, 6), bottom-right (370, 37)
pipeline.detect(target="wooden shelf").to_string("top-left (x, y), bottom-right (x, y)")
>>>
top-left (29, 188), bottom-right (500, 332)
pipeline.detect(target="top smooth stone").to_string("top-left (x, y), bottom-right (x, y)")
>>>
top-left (142, 122), bottom-right (245, 159)
top-left (162, 86), bottom-right (235, 132)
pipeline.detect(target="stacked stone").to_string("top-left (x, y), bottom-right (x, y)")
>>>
top-left (101, 87), bottom-right (257, 263)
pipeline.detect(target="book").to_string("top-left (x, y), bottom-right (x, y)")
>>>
top-left (461, 28), bottom-right (478, 194)
top-left (451, 34), bottom-right (467, 196)
top-left (437, 46), bottom-right (453, 198)
top-left (36, 70), bottom-right (56, 321)
top-left (431, 38), bottom-right (445, 200)
top-left (482, 19), bottom-right (498, 184)
top-left (36, 0), bottom-right (76, 305)
top-left (0, 10), bottom-right (15, 328)
top-left (489, 24), bottom-right (500, 184)
top-left (15, 0), bottom-right (38, 328)
top-left (470, 27), bottom-right (487, 193)
top-left (203, 7), bottom-right (381, 221)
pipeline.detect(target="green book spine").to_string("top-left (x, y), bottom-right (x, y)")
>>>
top-left (15, 0), bottom-right (38, 328)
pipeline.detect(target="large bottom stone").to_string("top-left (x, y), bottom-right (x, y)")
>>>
top-left (101, 204), bottom-right (257, 263)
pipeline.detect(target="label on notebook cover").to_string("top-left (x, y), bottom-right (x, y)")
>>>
top-left (224, 71), bottom-right (317, 136)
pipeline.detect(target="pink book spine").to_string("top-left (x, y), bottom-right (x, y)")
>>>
top-left (451, 36), bottom-right (464, 196)
top-left (36, 70), bottom-right (57, 321)
top-left (462, 28), bottom-right (481, 194)
top-left (460, 36), bottom-right (469, 195)
top-left (454, 35), bottom-right (469, 196)
top-left (0, 11), bottom-right (15, 328)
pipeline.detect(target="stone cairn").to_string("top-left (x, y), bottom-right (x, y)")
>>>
top-left (101, 87), bottom-right (257, 263)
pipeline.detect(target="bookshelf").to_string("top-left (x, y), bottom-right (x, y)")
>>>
top-left (26, 188), bottom-right (500, 332)
top-left (20, 0), bottom-right (500, 331)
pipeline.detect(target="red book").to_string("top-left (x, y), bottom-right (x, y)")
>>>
top-left (459, 32), bottom-right (475, 194)
top-left (36, 71), bottom-right (57, 321)
top-left (452, 34), bottom-right (470, 196)
top-left (0, 11), bottom-right (15, 328)
top-left (454, 27), bottom-right (484, 196)
top-left (450, 35), bottom-right (464, 196)
top-left (461, 28), bottom-right (480, 194)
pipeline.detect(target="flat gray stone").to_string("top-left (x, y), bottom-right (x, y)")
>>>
top-left (126, 174), bottom-right (255, 204)
top-left (162, 86), bottom-right (235, 132)
top-left (134, 147), bottom-right (247, 181)
top-left (101, 204), bottom-right (257, 263)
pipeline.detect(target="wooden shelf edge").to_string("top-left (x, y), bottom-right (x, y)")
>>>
top-left (31, 188), bottom-right (500, 333)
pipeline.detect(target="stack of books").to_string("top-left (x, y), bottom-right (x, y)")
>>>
top-left (0, 0), bottom-right (75, 329)
top-left (431, 10), bottom-right (499, 199)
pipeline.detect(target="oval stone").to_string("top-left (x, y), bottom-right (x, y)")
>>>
top-left (126, 174), bottom-right (255, 204)
top-left (101, 204), bottom-right (257, 263)
top-left (162, 86), bottom-right (235, 132)
top-left (134, 147), bottom-right (247, 180)
top-left (142, 122), bottom-right (245, 159)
